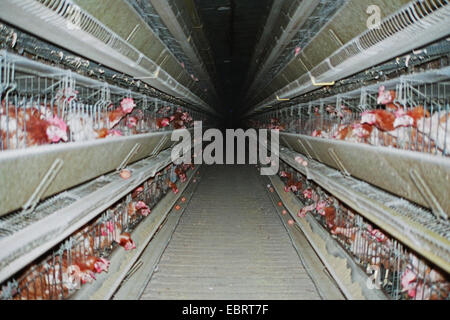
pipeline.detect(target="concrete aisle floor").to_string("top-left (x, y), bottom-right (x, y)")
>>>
top-left (140, 165), bottom-right (322, 300)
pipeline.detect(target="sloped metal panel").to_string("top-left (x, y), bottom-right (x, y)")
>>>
top-left (277, 149), bottom-right (450, 274)
top-left (245, 0), bottom-right (320, 98)
top-left (0, 130), bottom-right (185, 217)
top-left (149, 0), bottom-right (218, 100)
top-left (74, 0), bottom-right (186, 88)
top-left (248, 0), bottom-right (450, 113)
top-left (280, 132), bottom-right (450, 216)
top-left (0, 0), bottom-right (211, 111)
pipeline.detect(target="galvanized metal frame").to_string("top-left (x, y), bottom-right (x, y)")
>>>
top-left (0, 147), bottom-right (174, 284)
top-left (71, 165), bottom-right (200, 300)
top-left (279, 132), bottom-right (450, 216)
top-left (246, 0), bottom-right (450, 114)
top-left (144, 0), bottom-right (218, 101)
top-left (277, 147), bottom-right (450, 274)
top-left (0, 0), bottom-right (216, 114)
top-left (268, 173), bottom-right (388, 300)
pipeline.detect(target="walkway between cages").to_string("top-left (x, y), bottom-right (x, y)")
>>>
top-left (139, 164), bottom-right (323, 300)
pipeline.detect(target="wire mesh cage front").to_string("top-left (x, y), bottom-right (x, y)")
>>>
top-left (0, 162), bottom-right (196, 300)
top-left (278, 161), bottom-right (450, 300)
top-left (0, 51), bottom-right (202, 152)
top-left (251, 73), bottom-right (450, 157)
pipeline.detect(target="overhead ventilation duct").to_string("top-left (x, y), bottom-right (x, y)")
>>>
top-left (0, 0), bottom-right (217, 115)
top-left (246, 0), bottom-right (450, 115)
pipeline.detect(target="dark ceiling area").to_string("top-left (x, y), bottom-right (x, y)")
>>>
top-left (194, 0), bottom-right (273, 120)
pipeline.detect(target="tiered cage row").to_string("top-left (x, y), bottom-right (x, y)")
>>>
top-left (0, 162), bottom-right (196, 300)
top-left (1, 50), bottom-right (207, 152)
top-left (250, 71), bottom-right (450, 157)
top-left (277, 161), bottom-right (449, 300)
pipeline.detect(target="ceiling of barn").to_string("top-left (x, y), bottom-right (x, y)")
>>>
top-left (193, 0), bottom-right (273, 118)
